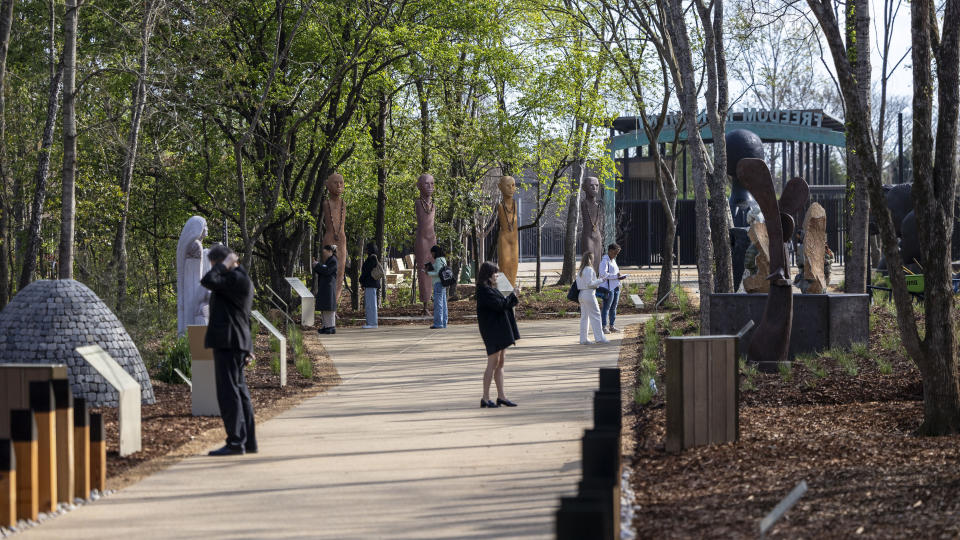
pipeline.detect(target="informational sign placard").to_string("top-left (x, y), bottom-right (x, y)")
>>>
top-left (251, 310), bottom-right (287, 387)
top-left (75, 345), bottom-right (141, 456)
top-left (187, 325), bottom-right (218, 417)
top-left (285, 277), bottom-right (315, 327)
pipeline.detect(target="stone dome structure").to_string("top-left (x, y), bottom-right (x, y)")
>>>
top-left (0, 279), bottom-right (155, 407)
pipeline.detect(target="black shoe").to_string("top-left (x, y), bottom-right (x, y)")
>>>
top-left (430, 325), bottom-right (439, 329)
top-left (317, 327), bottom-right (329, 335)
top-left (496, 397), bottom-right (518, 407)
top-left (245, 446), bottom-right (258, 454)
top-left (480, 399), bottom-right (499, 408)
top-left (208, 445), bottom-right (244, 456)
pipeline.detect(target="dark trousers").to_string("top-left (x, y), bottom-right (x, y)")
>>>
top-left (214, 348), bottom-right (257, 450)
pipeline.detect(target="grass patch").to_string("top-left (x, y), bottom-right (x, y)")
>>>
top-left (289, 325), bottom-right (313, 379)
top-left (739, 357), bottom-right (758, 391)
top-left (643, 316), bottom-right (660, 361)
top-left (778, 360), bottom-right (793, 382)
top-left (642, 283), bottom-right (657, 304)
top-left (270, 337), bottom-right (282, 376)
top-left (876, 356), bottom-right (894, 375)
top-left (830, 348), bottom-right (859, 377)
top-left (635, 315), bottom-right (662, 406)
top-left (799, 354), bottom-right (827, 378)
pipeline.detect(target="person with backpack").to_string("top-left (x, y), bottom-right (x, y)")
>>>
top-left (359, 243), bottom-right (381, 329)
top-left (425, 245), bottom-right (449, 329)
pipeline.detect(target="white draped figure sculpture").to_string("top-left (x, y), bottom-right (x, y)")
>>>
top-left (176, 216), bottom-right (211, 336)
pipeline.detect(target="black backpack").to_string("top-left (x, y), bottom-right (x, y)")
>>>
top-left (439, 265), bottom-right (457, 287)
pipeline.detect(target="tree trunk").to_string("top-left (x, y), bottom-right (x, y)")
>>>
top-left (697, 0), bottom-right (734, 293)
top-left (58, 0), bottom-right (78, 280)
top-left (666, 0), bottom-right (714, 332)
top-left (558, 168), bottom-right (582, 285)
top-left (0, 0), bottom-right (14, 307)
top-left (19, 64), bottom-right (64, 290)
top-left (843, 0), bottom-right (871, 294)
top-left (112, 0), bottom-right (157, 312)
top-left (371, 91), bottom-right (387, 258)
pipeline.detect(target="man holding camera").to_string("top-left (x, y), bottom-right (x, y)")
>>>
top-left (200, 244), bottom-right (258, 456)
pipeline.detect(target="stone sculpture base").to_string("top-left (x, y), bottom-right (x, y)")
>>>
top-left (708, 293), bottom-right (869, 372)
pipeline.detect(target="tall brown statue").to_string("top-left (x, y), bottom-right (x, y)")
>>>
top-left (322, 172), bottom-right (347, 301)
top-left (414, 173), bottom-right (438, 307)
top-left (496, 175), bottom-right (519, 286)
top-left (580, 176), bottom-right (604, 270)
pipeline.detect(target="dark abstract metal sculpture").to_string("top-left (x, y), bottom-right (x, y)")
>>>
top-left (736, 158), bottom-right (809, 370)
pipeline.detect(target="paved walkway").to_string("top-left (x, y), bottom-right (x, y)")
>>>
top-left (21, 315), bottom-right (642, 540)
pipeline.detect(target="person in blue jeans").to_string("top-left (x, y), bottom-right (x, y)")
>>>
top-left (598, 243), bottom-right (627, 333)
top-left (359, 243), bottom-right (380, 329)
top-left (426, 245), bottom-right (448, 329)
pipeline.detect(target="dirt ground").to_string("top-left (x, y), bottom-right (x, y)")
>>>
top-left (93, 329), bottom-right (341, 490)
top-left (623, 305), bottom-right (960, 538)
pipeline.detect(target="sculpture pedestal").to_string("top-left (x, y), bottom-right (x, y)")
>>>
top-left (708, 293), bottom-right (870, 372)
top-left (187, 326), bottom-right (219, 416)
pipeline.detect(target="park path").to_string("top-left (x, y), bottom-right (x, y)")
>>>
top-left (20, 315), bottom-right (641, 540)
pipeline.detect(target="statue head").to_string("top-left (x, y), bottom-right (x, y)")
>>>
top-left (177, 216), bottom-right (207, 255)
top-left (499, 175), bottom-right (516, 200)
top-left (326, 172), bottom-right (345, 198)
top-left (582, 176), bottom-right (600, 201)
top-left (417, 173), bottom-right (435, 198)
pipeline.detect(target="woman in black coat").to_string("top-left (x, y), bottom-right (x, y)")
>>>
top-left (313, 245), bottom-right (338, 334)
top-left (359, 243), bottom-right (380, 329)
top-left (476, 261), bottom-right (520, 408)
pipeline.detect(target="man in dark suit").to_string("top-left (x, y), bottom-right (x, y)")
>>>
top-left (201, 244), bottom-right (257, 456)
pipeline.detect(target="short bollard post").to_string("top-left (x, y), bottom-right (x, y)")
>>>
top-left (0, 439), bottom-right (15, 528)
top-left (593, 391), bottom-right (621, 432)
top-left (555, 495), bottom-right (612, 540)
top-left (89, 413), bottom-right (106, 493)
top-left (598, 367), bottom-right (621, 394)
top-left (29, 381), bottom-right (57, 513)
top-left (73, 398), bottom-right (90, 501)
top-left (52, 379), bottom-right (75, 504)
top-left (11, 410), bottom-right (38, 521)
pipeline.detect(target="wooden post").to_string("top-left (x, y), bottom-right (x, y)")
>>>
top-left (11, 410), bottom-right (38, 521)
top-left (52, 379), bottom-right (74, 505)
top-left (73, 398), bottom-right (90, 501)
top-left (0, 439), bottom-right (15, 528)
top-left (89, 413), bottom-right (106, 493)
top-left (29, 381), bottom-right (57, 513)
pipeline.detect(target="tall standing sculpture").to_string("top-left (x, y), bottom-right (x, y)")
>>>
top-left (737, 158), bottom-right (808, 371)
top-left (322, 172), bottom-right (348, 301)
top-left (580, 176), bottom-right (605, 270)
top-left (176, 216), bottom-right (210, 336)
top-left (415, 173), bottom-right (438, 307)
top-left (496, 175), bottom-right (519, 286)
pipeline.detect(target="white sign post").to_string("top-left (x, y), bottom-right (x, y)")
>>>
top-left (285, 277), bottom-right (315, 327)
top-left (75, 345), bottom-right (142, 456)
top-left (251, 310), bottom-right (287, 387)
top-left (187, 325), bottom-right (219, 417)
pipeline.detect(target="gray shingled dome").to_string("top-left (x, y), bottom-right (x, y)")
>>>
top-left (0, 279), bottom-right (155, 407)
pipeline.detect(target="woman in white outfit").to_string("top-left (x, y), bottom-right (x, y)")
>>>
top-left (576, 252), bottom-right (609, 344)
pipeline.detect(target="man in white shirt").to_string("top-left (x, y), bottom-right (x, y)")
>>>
top-left (598, 243), bottom-right (627, 333)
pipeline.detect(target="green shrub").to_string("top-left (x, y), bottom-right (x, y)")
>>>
top-left (270, 338), bottom-right (282, 376)
top-left (799, 354), bottom-right (827, 378)
top-left (676, 286), bottom-right (690, 315)
top-left (155, 336), bottom-right (191, 384)
top-left (288, 326), bottom-right (313, 379)
top-left (634, 383), bottom-right (654, 405)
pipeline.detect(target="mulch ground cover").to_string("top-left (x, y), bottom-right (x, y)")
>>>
top-left (92, 326), bottom-right (340, 486)
top-left (625, 302), bottom-right (960, 538)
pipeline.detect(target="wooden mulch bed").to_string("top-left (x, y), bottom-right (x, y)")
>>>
top-left (623, 303), bottom-right (960, 538)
